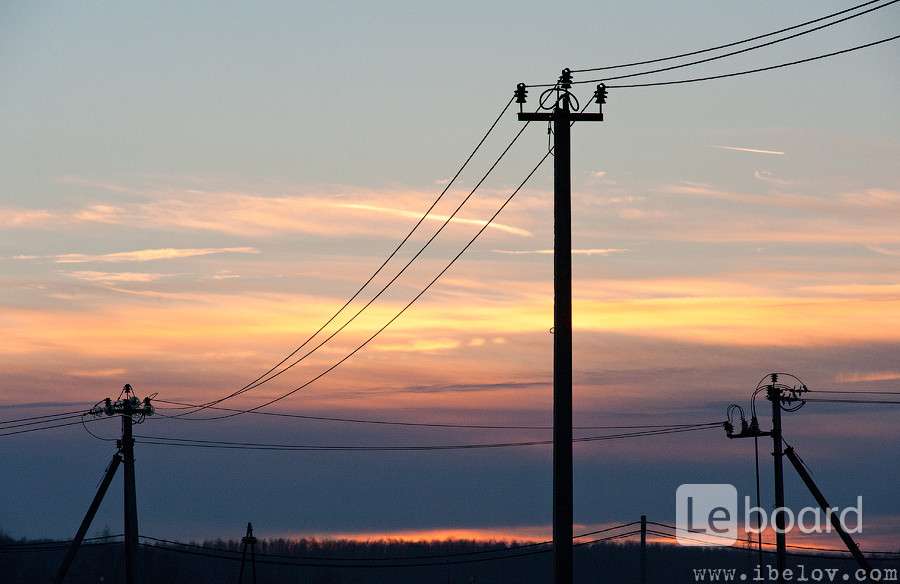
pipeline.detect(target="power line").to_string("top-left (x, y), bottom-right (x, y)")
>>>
top-left (0, 408), bottom-right (91, 426)
top-left (0, 416), bottom-right (106, 438)
top-left (174, 97), bottom-right (516, 418)
top-left (131, 424), bottom-right (722, 452)
top-left (140, 523), bottom-right (638, 562)
top-left (0, 534), bottom-right (124, 551)
top-left (138, 530), bottom-right (641, 569)
top-left (567, 0), bottom-right (899, 86)
top-left (648, 522), bottom-right (900, 556)
top-left (570, 0), bottom-right (888, 73)
top-left (603, 34), bottom-right (900, 88)
top-left (153, 398), bottom-right (723, 431)
top-left (804, 398), bottom-right (900, 405)
top-left (645, 530), bottom-right (899, 561)
top-left (176, 134), bottom-right (552, 421)
top-left (812, 390), bottom-right (900, 395)
top-left (0, 413), bottom-right (91, 431)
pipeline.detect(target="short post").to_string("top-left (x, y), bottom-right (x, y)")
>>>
top-left (640, 515), bottom-right (647, 584)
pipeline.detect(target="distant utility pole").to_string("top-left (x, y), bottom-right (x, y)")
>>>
top-left (54, 385), bottom-right (153, 584)
top-left (640, 515), bottom-right (647, 584)
top-left (515, 69), bottom-right (606, 584)
top-left (238, 522), bottom-right (258, 584)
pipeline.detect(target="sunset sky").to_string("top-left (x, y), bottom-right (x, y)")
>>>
top-left (2, 1), bottom-right (899, 549)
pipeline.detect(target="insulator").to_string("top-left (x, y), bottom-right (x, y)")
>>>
top-left (514, 83), bottom-right (528, 104)
top-left (593, 83), bottom-right (607, 104)
top-left (558, 68), bottom-right (573, 90)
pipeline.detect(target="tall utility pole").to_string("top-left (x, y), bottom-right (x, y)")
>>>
top-left (54, 385), bottom-right (153, 584)
top-left (768, 375), bottom-right (787, 584)
top-left (516, 69), bottom-right (606, 584)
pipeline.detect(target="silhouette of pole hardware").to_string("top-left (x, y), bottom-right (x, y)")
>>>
top-left (724, 374), bottom-right (872, 583)
top-left (238, 522), bottom-right (258, 584)
top-left (54, 384), bottom-right (154, 584)
top-left (515, 67), bottom-right (605, 584)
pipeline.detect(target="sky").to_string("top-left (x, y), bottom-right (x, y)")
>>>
top-left (2, 0), bottom-right (900, 550)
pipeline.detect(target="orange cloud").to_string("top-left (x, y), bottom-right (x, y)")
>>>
top-left (0, 208), bottom-right (54, 227)
top-left (53, 247), bottom-right (258, 263)
top-left (336, 203), bottom-right (531, 236)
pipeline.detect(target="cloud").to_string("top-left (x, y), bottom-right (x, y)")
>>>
top-left (336, 203), bottom-right (532, 237)
top-left (72, 204), bottom-right (124, 223)
top-left (67, 368), bottom-right (127, 378)
top-left (711, 145), bottom-right (785, 156)
top-left (867, 245), bottom-right (900, 257)
top-left (492, 248), bottom-right (628, 256)
top-left (835, 371), bottom-right (900, 383)
top-left (0, 208), bottom-right (54, 227)
top-left (66, 271), bottom-right (171, 283)
top-left (51, 247), bottom-right (258, 264)
top-left (753, 170), bottom-right (793, 186)
top-left (372, 338), bottom-right (462, 353)
top-left (590, 171), bottom-right (607, 178)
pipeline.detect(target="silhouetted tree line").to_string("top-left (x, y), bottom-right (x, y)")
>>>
top-left (1, 528), bottom-right (897, 583)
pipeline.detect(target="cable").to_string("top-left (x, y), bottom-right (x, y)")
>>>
top-left (0, 408), bottom-right (91, 426)
top-left (0, 416), bottom-right (106, 438)
top-left (804, 398), bottom-right (900, 405)
top-left (178, 131), bottom-right (550, 421)
top-left (132, 424), bottom-right (722, 452)
top-left (812, 390), bottom-right (900, 395)
top-left (564, 0), bottom-right (900, 85)
top-left (173, 108), bottom-right (532, 420)
top-left (0, 534), bottom-right (124, 550)
top-left (140, 523), bottom-right (638, 563)
top-left (646, 530), bottom-right (899, 561)
top-left (174, 97), bottom-right (516, 418)
top-left (138, 531), bottom-right (641, 569)
top-left (0, 413), bottom-right (91, 431)
top-left (173, 97), bottom-right (514, 415)
top-left (571, 0), bottom-right (888, 73)
top-left (152, 398), bottom-right (723, 431)
top-left (648, 523), bottom-right (900, 556)
top-left (603, 34), bottom-right (900, 88)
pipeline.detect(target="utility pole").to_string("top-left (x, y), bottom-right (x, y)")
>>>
top-left (767, 375), bottom-right (787, 584)
top-left (516, 70), bottom-right (606, 584)
top-left (724, 374), bottom-right (807, 584)
top-left (54, 385), bottom-right (153, 584)
top-left (639, 515), bottom-right (647, 584)
top-left (238, 522), bottom-right (258, 584)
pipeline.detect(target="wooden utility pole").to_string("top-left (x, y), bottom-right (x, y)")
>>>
top-left (54, 385), bottom-right (153, 584)
top-left (517, 69), bottom-right (605, 584)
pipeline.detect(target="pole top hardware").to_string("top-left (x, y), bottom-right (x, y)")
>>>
top-left (92, 384), bottom-right (155, 420)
